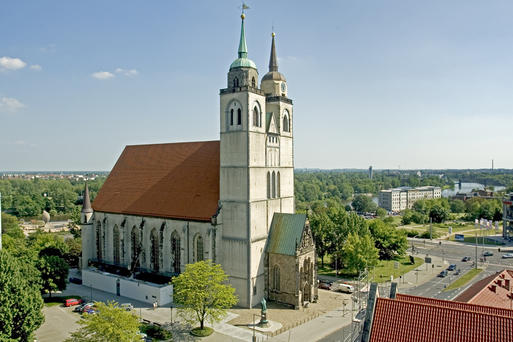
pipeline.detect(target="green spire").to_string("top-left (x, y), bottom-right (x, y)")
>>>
top-left (238, 14), bottom-right (248, 59)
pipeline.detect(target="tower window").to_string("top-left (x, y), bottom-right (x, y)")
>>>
top-left (230, 109), bottom-right (234, 126)
top-left (272, 171), bottom-right (276, 198)
top-left (283, 112), bottom-right (290, 132)
top-left (252, 77), bottom-right (256, 88)
top-left (253, 105), bottom-right (261, 127)
top-left (237, 108), bottom-right (241, 125)
top-left (267, 172), bottom-right (271, 198)
top-left (277, 171), bottom-right (281, 197)
top-left (233, 77), bottom-right (239, 88)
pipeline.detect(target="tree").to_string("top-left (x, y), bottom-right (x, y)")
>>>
top-left (173, 260), bottom-right (237, 330)
top-left (368, 220), bottom-right (407, 260)
top-left (1, 213), bottom-right (25, 240)
top-left (309, 211), bottom-right (334, 268)
top-left (351, 195), bottom-right (377, 213)
top-left (0, 249), bottom-right (44, 341)
top-left (429, 203), bottom-right (450, 223)
top-left (65, 301), bottom-right (140, 342)
top-left (38, 255), bottom-right (69, 297)
top-left (342, 232), bottom-right (378, 274)
top-left (449, 199), bottom-right (465, 213)
top-left (376, 207), bottom-right (387, 218)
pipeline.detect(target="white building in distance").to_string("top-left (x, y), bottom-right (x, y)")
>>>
top-left (378, 186), bottom-right (442, 212)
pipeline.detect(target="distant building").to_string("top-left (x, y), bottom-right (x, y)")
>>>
top-left (454, 269), bottom-right (513, 309)
top-left (378, 186), bottom-right (441, 212)
top-left (504, 194), bottom-right (513, 240)
top-left (369, 166), bottom-right (373, 180)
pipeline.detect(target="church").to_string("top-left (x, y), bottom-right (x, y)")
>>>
top-left (81, 13), bottom-right (317, 309)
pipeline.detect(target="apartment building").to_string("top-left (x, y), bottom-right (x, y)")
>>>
top-left (378, 186), bottom-right (442, 212)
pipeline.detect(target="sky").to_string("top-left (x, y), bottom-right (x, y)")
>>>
top-left (1, 0), bottom-right (513, 171)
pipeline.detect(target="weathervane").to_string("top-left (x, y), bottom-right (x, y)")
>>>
top-left (240, 2), bottom-right (250, 17)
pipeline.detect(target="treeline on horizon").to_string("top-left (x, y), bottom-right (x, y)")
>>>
top-left (1, 169), bottom-right (513, 220)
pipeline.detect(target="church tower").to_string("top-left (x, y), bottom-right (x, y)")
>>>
top-left (219, 14), bottom-right (294, 308)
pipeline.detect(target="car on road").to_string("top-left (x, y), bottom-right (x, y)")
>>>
top-left (318, 280), bottom-right (333, 290)
top-left (64, 298), bottom-right (83, 307)
top-left (447, 264), bottom-right (457, 271)
top-left (438, 270), bottom-right (448, 278)
top-left (462, 256), bottom-right (471, 262)
top-left (483, 251), bottom-right (494, 257)
top-left (79, 303), bottom-right (95, 313)
top-left (502, 253), bottom-right (513, 259)
top-left (121, 303), bottom-right (134, 311)
top-left (333, 283), bottom-right (354, 293)
top-left (68, 277), bottom-right (82, 285)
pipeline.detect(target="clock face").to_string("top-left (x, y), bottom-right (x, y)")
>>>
top-left (281, 82), bottom-right (286, 92)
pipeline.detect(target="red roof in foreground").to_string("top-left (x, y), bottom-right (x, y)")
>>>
top-left (92, 141), bottom-right (220, 222)
top-left (454, 270), bottom-right (513, 309)
top-left (370, 297), bottom-right (513, 342)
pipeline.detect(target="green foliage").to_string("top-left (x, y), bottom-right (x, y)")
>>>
top-left (449, 199), bottom-right (466, 213)
top-left (0, 249), bottom-right (44, 341)
top-left (1, 213), bottom-right (25, 240)
top-left (401, 209), bottom-right (428, 225)
top-left (403, 229), bottom-right (419, 238)
top-left (368, 220), bottom-right (407, 260)
top-left (464, 198), bottom-right (502, 221)
top-left (140, 323), bottom-right (173, 340)
top-left (190, 327), bottom-right (214, 337)
top-left (418, 230), bottom-right (441, 239)
top-left (376, 207), bottom-right (387, 218)
top-left (352, 195), bottom-right (377, 213)
top-left (63, 237), bottom-right (82, 268)
top-left (342, 232), bottom-right (379, 274)
top-left (38, 255), bottom-right (69, 297)
top-left (173, 260), bottom-right (237, 330)
top-left (65, 301), bottom-right (141, 342)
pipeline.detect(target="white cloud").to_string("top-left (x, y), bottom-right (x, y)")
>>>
top-left (115, 68), bottom-right (138, 77)
top-left (0, 56), bottom-right (27, 71)
top-left (0, 97), bottom-right (25, 113)
top-left (30, 64), bottom-right (42, 71)
top-left (91, 71), bottom-right (115, 80)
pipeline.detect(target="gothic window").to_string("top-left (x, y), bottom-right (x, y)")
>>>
top-left (95, 221), bottom-right (102, 261)
top-left (273, 265), bottom-right (281, 291)
top-left (195, 235), bottom-right (204, 262)
top-left (272, 171), bottom-right (276, 198)
top-left (150, 228), bottom-right (159, 272)
top-left (113, 225), bottom-right (120, 265)
top-left (267, 172), bottom-right (271, 199)
top-left (283, 111), bottom-right (290, 132)
top-left (277, 172), bottom-right (281, 197)
top-left (233, 77), bottom-right (239, 88)
top-left (251, 77), bottom-right (256, 88)
top-left (253, 106), bottom-right (258, 127)
top-left (159, 223), bottom-right (165, 272)
top-left (171, 231), bottom-right (181, 274)
top-left (130, 226), bottom-right (140, 269)
top-left (237, 108), bottom-right (242, 125)
top-left (230, 109), bottom-right (234, 126)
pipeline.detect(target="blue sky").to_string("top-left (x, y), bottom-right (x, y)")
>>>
top-left (1, 1), bottom-right (513, 171)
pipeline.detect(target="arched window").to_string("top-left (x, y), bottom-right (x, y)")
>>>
top-left (267, 172), bottom-right (271, 199)
top-left (277, 172), bottom-right (281, 198)
top-left (130, 226), bottom-right (140, 269)
top-left (233, 77), bottom-right (239, 88)
top-left (283, 112), bottom-right (290, 132)
top-left (273, 265), bottom-right (280, 291)
top-left (195, 235), bottom-right (204, 262)
top-left (171, 231), bottom-right (181, 274)
top-left (253, 106), bottom-right (258, 127)
top-left (96, 221), bottom-right (102, 261)
top-left (230, 109), bottom-right (234, 126)
top-left (251, 77), bottom-right (256, 88)
top-left (237, 108), bottom-right (242, 125)
top-left (113, 225), bottom-right (120, 265)
top-left (150, 228), bottom-right (159, 272)
top-left (272, 171), bottom-right (276, 198)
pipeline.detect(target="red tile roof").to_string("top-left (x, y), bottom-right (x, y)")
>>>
top-left (370, 297), bottom-right (513, 342)
top-left (396, 293), bottom-right (513, 318)
top-left (92, 141), bottom-right (220, 222)
top-left (454, 270), bottom-right (513, 309)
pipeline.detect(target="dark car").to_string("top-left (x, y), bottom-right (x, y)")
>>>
top-left (69, 277), bottom-right (82, 285)
top-left (438, 270), bottom-right (448, 278)
top-left (318, 280), bottom-right (333, 290)
top-left (483, 251), bottom-right (493, 257)
top-left (462, 256), bottom-right (471, 262)
top-left (447, 264), bottom-right (457, 271)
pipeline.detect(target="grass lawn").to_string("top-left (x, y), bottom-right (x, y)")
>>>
top-left (190, 327), bottom-right (213, 337)
top-left (318, 255), bottom-right (423, 283)
top-left (444, 268), bottom-right (483, 292)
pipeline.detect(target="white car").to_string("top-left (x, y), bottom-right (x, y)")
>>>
top-left (333, 283), bottom-right (354, 294)
top-left (502, 253), bottom-right (513, 259)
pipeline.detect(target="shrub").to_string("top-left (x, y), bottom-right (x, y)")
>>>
top-left (403, 229), bottom-right (419, 238)
top-left (140, 324), bottom-right (173, 340)
top-left (418, 230), bottom-right (441, 239)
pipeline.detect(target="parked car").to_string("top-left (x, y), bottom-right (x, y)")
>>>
top-left (462, 256), bottom-right (471, 262)
top-left (502, 253), bottom-right (513, 259)
top-left (333, 283), bottom-right (354, 294)
top-left (84, 308), bottom-right (98, 315)
top-left (438, 270), bottom-right (448, 278)
top-left (447, 264), bottom-right (457, 271)
top-left (483, 251), bottom-right (494, 257)
top-left (80, 303), bottom-right (95, 313)
top-left (69, 277), bottom-right (82, 285)
top-left (318, 280), bottom-right (333, 290)
top-left (64, 298), bottom-right (83, 307)
top-left (121, 303), bottom-right (134, 311)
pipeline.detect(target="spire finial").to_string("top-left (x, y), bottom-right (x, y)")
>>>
top-left (238, 7), bottom-right (249, 58)
top-left (269, 31), bottom-right (278, 72)
top-left (82, 182), bottom-right (93, 213)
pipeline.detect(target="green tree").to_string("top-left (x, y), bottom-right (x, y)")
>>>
top-left (376, 207), bottom-right (387, 218)
top-left (449, 199), bottom-right (466, 213)
top-left (65, 301), bottom-right (140, 342)
top-left (368, 220), bottom-right (407, 260)
top-left (429, 202), bottom-right (450, 223)
top-left (173, 260), bottom-right (237, 330)
top-left (351, 195), bottom-right (377, 213)
top-left (0, 249), bottom-right (44, 341)
top-left (1, 212), bottom-right (25, 240)
top-left (309, 211), bottom-right (334, 268)
top-left (342, 232), bottom-right (379, 274)
top-left (38, 255), bottom-right (69, 297)
top-left (63, 237), bottom-right (82, 268)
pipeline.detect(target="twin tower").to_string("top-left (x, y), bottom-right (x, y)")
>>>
top-left (219, 14), bottom-right (295, 307)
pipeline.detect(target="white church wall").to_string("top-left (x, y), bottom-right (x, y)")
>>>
top-left (279, 168), bottom-right (295, 199)
top-left (220, 202), bottom-right (248, 239)
top-left (220, 167), bottom-right (248, 201)
top-left (248, 132), bottom-right (266, 167)
top-left (280, 136), bottom-right (293, 167)
top-left (248, 168), bottom-right (268, 201)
